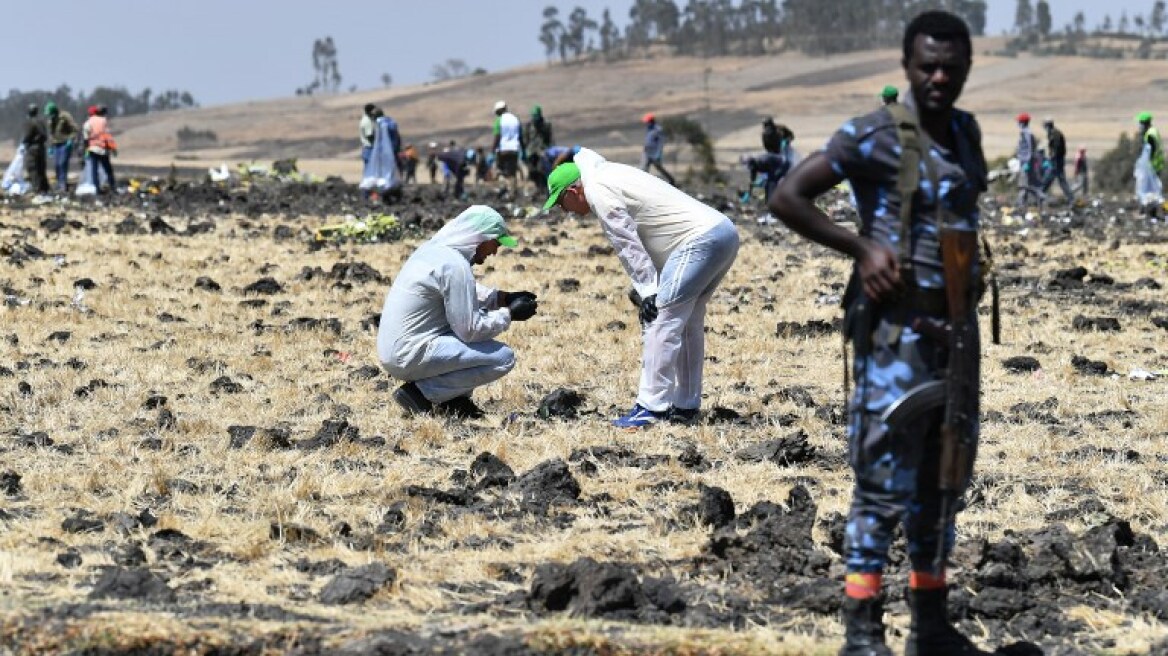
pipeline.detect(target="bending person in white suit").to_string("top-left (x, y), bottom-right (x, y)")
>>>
top-left (544, 148), bottom-right (739, 428)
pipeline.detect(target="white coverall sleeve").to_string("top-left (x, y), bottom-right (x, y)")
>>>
top-left (587, 184), bottom-right (658, 299)
top-left (601, 208), bottom-right (659, 299)
top-left (475, 283), bottom-right (503, 311)
top-left (442, 264), bottom-right (511, 343)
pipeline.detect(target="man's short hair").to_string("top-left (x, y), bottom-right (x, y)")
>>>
top-left (903, 10), bottom-right (972, 62)
top-left (364, 103), bottom-right (375, 114)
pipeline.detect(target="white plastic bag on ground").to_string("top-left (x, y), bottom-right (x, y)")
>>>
top-left (1134, 144), bottom-right (1164, 205)
top-left (2, 145), bottom-right (28, 195)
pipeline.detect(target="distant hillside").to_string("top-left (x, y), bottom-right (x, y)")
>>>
top-left (108, 38), bottom-right (1167, 181)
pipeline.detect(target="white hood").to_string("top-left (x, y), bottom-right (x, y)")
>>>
top-left (428, 205), bottom-right (510, 262)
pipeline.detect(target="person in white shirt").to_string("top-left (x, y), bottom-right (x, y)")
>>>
top-left (491, 100), bottom-right (524, 196)
top-left (377, 205), bottom-right (538, 419)
top-left (359, 103), bottom-right (376, 165)
top-left (544, 148), bottom-right (739, 428)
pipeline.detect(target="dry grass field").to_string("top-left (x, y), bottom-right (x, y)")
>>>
top-left (0, 180), bottom-right (1166, 654)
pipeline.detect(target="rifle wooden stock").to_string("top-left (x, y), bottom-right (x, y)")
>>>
top-left (941, 230), bottom-right (976, 321)
top-left (934, 228), bottom-right (979, 571)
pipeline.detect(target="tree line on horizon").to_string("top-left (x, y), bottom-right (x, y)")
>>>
top-left (538, 0), bottom-right (988, 61)
top-left (1010, 0), bottom-right (1168, 59)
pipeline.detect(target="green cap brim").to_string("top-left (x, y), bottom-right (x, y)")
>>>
top-left (498, 235), bottom-right (518, 248)
top-left (542, 188), bottom-right (564, 211)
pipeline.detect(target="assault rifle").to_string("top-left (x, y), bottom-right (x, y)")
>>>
top-left (879, 227), bottom-right (979, 573)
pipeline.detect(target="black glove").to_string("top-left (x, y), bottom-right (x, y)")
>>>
top-left (639, 294), bottom-right (658, 326)
top-left (508, 295), bottom-right (538, 321)
top-left (507, 290), bottom-right (538, 305)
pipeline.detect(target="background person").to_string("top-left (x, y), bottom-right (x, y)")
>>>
top-left (640, 113), bottom-right (676, 185)
top-left (83, 105), bottom-right (117, 193)
top-left (1136, 112), bottom-right (1164, 217)
top-left (1040, 117), bottom-right (1074, 204)
top-left (1015, 112), bottom-right (1043, 209)
top-left (524, 104), bottom-right (554, 193)
top-left (45, 101), bottom-right (78, 193)
top-left (359, 109), bottom-right (401, 200)
top-left (492, 100), bottom-right (523, 196)
top-left (20, 104), bottom-right (49, 194)
top-left (359, 103), bottom-right (376, 166)
top-left (1073, 146), bottom-right (1089, 195)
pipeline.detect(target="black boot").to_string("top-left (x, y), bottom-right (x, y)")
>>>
top-left (393, 382), bottom-right (433, 415)
top-left (839, 596), bottom-right (892, 656)
top-left (905, 588), bottom-right (990, 656)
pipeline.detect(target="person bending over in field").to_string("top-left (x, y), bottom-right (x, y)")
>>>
top-left (544, 148), bottom-right (739, 429)
top-left (377, 206), bottom-right (538, 419)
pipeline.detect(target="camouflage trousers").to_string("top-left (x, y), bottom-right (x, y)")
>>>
top-left (845, 308), bottom-right (980, 574)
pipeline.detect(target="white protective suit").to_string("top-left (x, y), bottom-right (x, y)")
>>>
top-left (575, 147), bottom-right (740, 412)
top-left (377, 206), bottom-right (516, 403)
top-left (1135, 142), bottom-right (1164, 207)
top-left (360, 117), bottom-right (401, 192)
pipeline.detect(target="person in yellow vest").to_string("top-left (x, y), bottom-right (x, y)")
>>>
top-left (1136, 112), bottom-right (1164, 218)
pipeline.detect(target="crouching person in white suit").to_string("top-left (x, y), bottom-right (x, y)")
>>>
top-left (377, 205), bottom-right (538, 418)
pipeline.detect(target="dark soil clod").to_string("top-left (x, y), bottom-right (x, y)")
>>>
top-left (1071, 315), bottom-right (1121, 332)
top-left (243, 277), bottom-right (283, 295)
top-left (319, 562), bottom-right (396, 605)
top-left (1002, 356), bottom-right (1042, 373)
top-left (89, 567), bottom-right (176, 602)
top-left (537, 388), bottom-right (585, 420)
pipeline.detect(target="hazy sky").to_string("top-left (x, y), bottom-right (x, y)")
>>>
top-left (1, 0), bottom-right (1153, 107)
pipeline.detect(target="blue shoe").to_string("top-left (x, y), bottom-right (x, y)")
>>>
top-left (612, 403), bottom-right (667, 429)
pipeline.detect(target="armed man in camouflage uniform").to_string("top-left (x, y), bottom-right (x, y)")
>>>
top-left (771, 11), bottom-right (989, 656)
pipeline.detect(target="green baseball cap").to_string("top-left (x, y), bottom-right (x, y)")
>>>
top-left (543, 162), bottom-right (581, 210)
top-left (1138, 111), bottom-right (1153, 123)
top-left (880, 85), bottom-right (898, 100)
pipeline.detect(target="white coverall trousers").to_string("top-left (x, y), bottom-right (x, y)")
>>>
top-left (637, 218), bottom-right (739, 412)
top-left (391, 336), bottom-right (515, 403)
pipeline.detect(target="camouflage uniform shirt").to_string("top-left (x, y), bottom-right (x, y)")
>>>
top-left (824, 100), bottom-right (986, 289)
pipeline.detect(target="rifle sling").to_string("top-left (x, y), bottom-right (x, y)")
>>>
top-left (885, 103), bottom-right (941, 280)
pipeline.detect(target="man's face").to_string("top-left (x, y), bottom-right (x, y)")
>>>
top-left (558, 184), bottom-right (591, 216)
top-left (903, 35), bottom-right (970, 114)
top-left (473, 239), bottom-right (500, 265)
